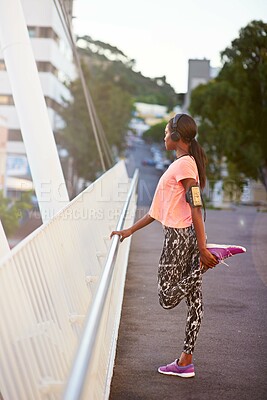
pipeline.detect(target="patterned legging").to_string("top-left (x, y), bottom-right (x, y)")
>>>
top-left (158, 225), bottom-right (203, 354)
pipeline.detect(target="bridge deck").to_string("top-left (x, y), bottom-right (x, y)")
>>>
top-left (110, 206), bottom-right (267, 400)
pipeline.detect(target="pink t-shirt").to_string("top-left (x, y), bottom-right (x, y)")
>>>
top-left (149, 155), bottom-right (199, 228)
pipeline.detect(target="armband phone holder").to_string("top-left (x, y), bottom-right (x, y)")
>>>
top-left (186, 186), bottom-right (203, 207)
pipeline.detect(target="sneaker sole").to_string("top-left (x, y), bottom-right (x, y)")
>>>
top-left (158, 368), bottom-right (195, 378)
top-left (207, 244), bottom-right (246, 252)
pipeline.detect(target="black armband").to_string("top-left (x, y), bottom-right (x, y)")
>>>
top-left (186, 185), bottom-right (203, 207)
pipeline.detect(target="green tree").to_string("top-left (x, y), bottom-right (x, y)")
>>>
top-left (59, 63), bottom-right (133, 180)
top-left (0, 191), bottom-right (33, 236)
top-left (77, 36), bottom-right (179, 110)
top-left (59, 34), bottom-right (181, 181)
top-left (143, 121), bottom-right (167, 143)
top-left (190, 80), bottom-right (243, 192)
top-left (190, 20), bottom-right (267, 190)
top-left (88, 71), bottom-right (134, 148)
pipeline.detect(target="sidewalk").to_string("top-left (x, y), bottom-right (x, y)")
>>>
top-left (110, 206), bottom-right (267, 400)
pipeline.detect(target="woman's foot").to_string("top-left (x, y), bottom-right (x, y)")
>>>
top-left (158, 359), bottom-right (195, 378)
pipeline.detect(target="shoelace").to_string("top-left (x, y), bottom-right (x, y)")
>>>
top-left (215, 249), bottom-right (233, 267)
top-left (218, 259), bottom-right (229, 267)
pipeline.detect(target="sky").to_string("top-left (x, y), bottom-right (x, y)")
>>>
top-left (73, 0), bottom-right (267, 93)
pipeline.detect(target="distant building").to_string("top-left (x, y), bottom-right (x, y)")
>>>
top-left (134, 102), bottom-right (168, 119)
top-left (0, 0), bottom-right (76, 192)
top-left (133, 102), bottom-right (169, 131)
top-left (183, 59), bottom-right (220, 112)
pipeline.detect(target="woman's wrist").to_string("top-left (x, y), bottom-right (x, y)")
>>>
top-left (199, 245), bottom-right (207, 253)
top-left (129, 227), bottom-right (134, 235)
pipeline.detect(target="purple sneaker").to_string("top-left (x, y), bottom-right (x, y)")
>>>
top-left (206, 243), bottom-right (246, 266)
top-left (158, 359), bottom-right (195, 378)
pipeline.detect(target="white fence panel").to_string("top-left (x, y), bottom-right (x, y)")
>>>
top-left (0, 161), bottom-right (138, 400)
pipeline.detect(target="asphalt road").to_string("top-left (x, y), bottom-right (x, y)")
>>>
top-left (109, 142), bottom-right (267, 400)
top-left (124, 140), bottom-right (164, 207)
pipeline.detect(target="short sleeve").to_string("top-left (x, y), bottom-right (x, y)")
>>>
top-left (174, 157), bottom-right (198, 183)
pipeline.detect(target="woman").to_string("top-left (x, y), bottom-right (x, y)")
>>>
top-left (110, 113), bottom-right (218, 378)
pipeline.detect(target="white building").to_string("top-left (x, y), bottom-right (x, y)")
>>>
top-left (133, 102), bottom-right (169, 131)
top-left (134, 102), bottom-right (168, 119)
top-left (0, 0), bottom-right (76, 193)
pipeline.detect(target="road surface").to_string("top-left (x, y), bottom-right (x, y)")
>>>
top-left (110, 141), bottom-right (267, 400)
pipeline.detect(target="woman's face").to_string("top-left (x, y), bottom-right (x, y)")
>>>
top-left (164, 123), bottom-right (177, 151)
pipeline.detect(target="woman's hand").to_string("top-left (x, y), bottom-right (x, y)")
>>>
top-left (200, 248), bottom-right (218, 269)
top-left (110, 213), bottom-right (154, 243)
top-left (110, 228), bottom-right (132, 242)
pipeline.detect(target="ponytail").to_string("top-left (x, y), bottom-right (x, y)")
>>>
top-left (189, 138), bottom-right (207, 190)
top-left (169, 113), bottom-right (207, 189)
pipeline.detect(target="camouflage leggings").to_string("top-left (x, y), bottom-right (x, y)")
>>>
top-left (158, 225), bottom-right (203, 354)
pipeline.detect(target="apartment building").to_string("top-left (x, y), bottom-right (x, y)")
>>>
top-left (183, 58), bottom-right (220, 112)
top-left (0, 0), bottom-right (76, 194)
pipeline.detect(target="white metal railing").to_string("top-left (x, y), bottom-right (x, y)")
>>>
top-left (63, 168), bottom-right (139, 400)
top-left (0, 161), bottom-right (138, 400)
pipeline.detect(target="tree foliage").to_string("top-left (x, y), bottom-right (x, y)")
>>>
top-left (59, 62), bottom-right (133, 180)
top-left (143, 121), bottom-right (167, 143)
top-left (190, 20), bottom-right (267, 190)
top-left (59, 36), bottom-right (180, 181)
top-left (0, 191), bottom-right (33, 236)
top-left (77, 36), bottom-right (179, 110)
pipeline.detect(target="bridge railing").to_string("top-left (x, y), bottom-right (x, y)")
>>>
top-left (0, 160), bottom-right (138, 400)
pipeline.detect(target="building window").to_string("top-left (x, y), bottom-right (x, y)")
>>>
top-left (0, 93), bottom-right (62, 114)
top-left (8, 129), bottom-right (23, 141)
top-left (0, 59), bottom-right (71, 84)
top-left (39, 27), bottom-right (51, 38)
top-left (36, 61), bottom-right (70, 85)
top-left (36, 61), bottom-right (57, 74)
top-left (45, 96), bottom-right (63, 114)
top-left (28, 26), bottom-right (37, 38)
top-left (0, 95), bottom-right (14, 105)
top-left (27, 26), bottom-right (59, 43)
top-left (0, 60), bottom-right (6, 70)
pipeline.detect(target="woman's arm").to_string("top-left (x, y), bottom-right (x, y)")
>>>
top-left (110, 212), bottom-right (155, 242)
top-left (182, 178), bottom-right (218, 268)
top-left (191, 207), bottom-right (217, 268)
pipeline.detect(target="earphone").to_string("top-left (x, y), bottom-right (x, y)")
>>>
top-left (171, 113), bottom-right (184, 142)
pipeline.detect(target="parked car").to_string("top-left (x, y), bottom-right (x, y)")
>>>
top-left (142, 159), bottom-right (156, 166)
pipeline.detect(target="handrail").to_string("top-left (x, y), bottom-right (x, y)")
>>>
top-left (63, 168), bottom-right (139, 400)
